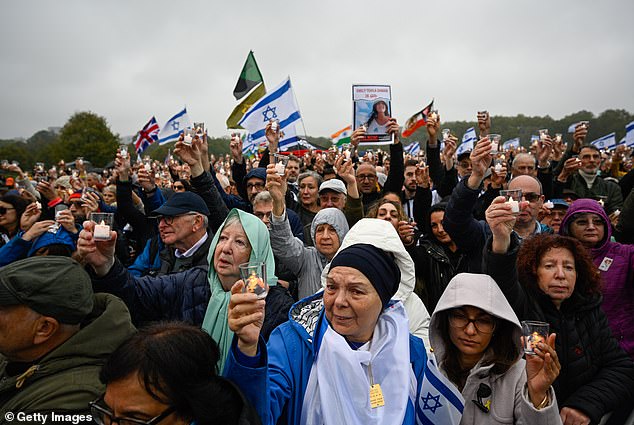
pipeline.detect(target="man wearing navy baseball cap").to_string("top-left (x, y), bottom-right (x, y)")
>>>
top-left (129, 191), bottom-right (213, 276)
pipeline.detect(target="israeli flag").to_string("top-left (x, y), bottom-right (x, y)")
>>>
top-left (238, 77), bottom-right (301, 147)
top-left (278, 124), bottom-right (301, 152)
top-left (158, 108), bottom-right (191, 145)
top-left (416, 352), bottom-right (464, 425)
top-left (591, 132), bottom-right (616, 150)
top-left (405, 142), bottom-right (421, 156)
top-left (626, 121), bottom-right (634, 147)
top-left (456, 127), bottom-right (476, 155)
top-left (503, 137), bottom-right (520, 150)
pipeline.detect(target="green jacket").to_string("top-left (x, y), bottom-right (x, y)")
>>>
top-left (0, 294), bottom-right (136, 419)
top-left (569, 173), bottom-right (624, 214)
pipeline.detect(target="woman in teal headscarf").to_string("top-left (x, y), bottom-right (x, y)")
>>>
top-left (203, 208), bottom-right (293, 369)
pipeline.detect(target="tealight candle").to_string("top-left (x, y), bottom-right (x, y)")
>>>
top-left (94, 220), bottom-right (111, 240)
top-left (507, 199), bottom-right (519, 213)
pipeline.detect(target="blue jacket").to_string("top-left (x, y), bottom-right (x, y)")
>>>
top-left (225, 293), bottom-right (428, 425)
top-left (127, 237), bottom-right (163, 277)
top-left (90, 258), bottom-right (293, 337)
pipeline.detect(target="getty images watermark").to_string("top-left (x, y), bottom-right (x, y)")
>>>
top-left (4, 412), bottom-right (92, 424)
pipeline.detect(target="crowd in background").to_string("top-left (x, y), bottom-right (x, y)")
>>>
top-left (1, 112), bottom-right (633, 425)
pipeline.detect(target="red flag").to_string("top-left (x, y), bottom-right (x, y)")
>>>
top-left (402, 100), bottom-right (434, 138)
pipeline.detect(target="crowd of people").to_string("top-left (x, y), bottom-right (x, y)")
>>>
top-left (1, 111), bottom-right (633, 425)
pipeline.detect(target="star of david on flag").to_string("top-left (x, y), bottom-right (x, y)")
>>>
top-left (416, 352), bottom-right (464, 425)
top-left (134, 116), bottom-right (160, 155)
top-left (238, 77), bottom-right (301, 147)
top-left (590, 132), bottom-right (616, 150)
top-left (158, 108), bottom-right (191, 145)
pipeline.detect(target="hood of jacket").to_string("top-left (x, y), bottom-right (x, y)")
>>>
top-left (321, 218), bottom-right (415, 302)
top-left (559, 198), bottom-right (611, 252)
top-left (310, 207), bottom-right (349, 247)
top-left (430, 273), bottom-right (522, 362)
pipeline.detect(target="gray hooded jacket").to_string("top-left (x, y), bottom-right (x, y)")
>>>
top-left (271, 208), bottom-right (348, 299)
top-left (430, 273), bottom-right (562, 425)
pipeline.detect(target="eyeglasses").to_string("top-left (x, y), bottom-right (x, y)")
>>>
top-left (156, 213), bottom-right (198, 225)
top-left (523, 192), bottom-right (541, 203)
top-left (173, 185), bottom-right (185, 191)
top-left (356, 174), bottom-right (376, 181)
top-left (457, 161), bottom-right (472, 168)
top-left (449, 310), bottom-right (496, 334)
top-left (246, 182), bottom-right (265, 190)
top-left (90, 395), bottom-right (175, 425)
top-left (0, 207), bottom-right (15, 215)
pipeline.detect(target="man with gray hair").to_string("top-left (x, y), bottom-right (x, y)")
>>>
top-left (443, 138), bottom-right (553, 274)
top-left (128, 191), bottom-right (213, 276)
top-left (0, 256), bottom-right (135, 417)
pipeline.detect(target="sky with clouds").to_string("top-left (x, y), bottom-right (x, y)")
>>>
top-left (1, 0), bottom-right (633, 140)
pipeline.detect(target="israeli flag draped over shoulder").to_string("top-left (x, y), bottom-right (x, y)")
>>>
top-left (416, 351), bottom-right (464, 425)
top-left (456, 127), bottom-right (476, 156)
top-left (238, 77), bottom-right (301, 146)
top-left (158, 108), bottom-right (192, 145)
top-left (416, 352), bottom-right (464, 425)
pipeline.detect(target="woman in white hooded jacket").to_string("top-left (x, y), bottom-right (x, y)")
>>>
top-left (321, 218), bottom-right (430, 345)
top-left (430, 273), bottom-right (563, 424)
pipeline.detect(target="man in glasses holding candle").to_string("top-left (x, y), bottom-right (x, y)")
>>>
top-left (442, 136), bottom-right (553, 274)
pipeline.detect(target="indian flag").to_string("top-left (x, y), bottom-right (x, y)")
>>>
top-left (331, 125), bottom-right (352, 147)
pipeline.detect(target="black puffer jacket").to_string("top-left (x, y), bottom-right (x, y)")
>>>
top-left (484, 235), bottom-right (634, 424)
top-left (90, 259), bottom-right (293, 340)
top-left (408, 237), bottom-right (468, 313)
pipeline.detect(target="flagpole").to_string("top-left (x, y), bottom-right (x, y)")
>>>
top-left (289, 76), bottom-right (308, 140)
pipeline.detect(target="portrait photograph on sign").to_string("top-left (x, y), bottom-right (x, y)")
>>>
top-left (352, 84), bottom-right (392, 143)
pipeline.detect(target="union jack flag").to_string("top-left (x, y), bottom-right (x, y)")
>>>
top-left (134, 116), bottom-right (160, 154)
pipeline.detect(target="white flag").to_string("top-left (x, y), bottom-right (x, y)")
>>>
top-left (158, 108), bottom-right (191, 145)
top-left (238, 77), bottom-right (301, 147)
top-left (416, 352), bottom-right (464, 425)
top-left (590, 132), bottom-right (616, 150)
top-left (456, 127), bottom-right (476, 155)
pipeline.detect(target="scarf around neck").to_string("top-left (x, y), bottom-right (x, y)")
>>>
top-left (201, 209), bottom-right (277, 371)
top-left (301, 301), bottom-right (415, 425)
top-left (579, 169), bottom-right (598, 188)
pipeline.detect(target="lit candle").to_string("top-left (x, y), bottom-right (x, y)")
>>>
top-left (344, 149), bottom-right (351, 160)
top-left (275, 162), bottom-right (286, 175)
top-left (94, 220), bottom-right (111, 240)
top-left (507, 199), bottom-right (519, 213)
top-left (494, 163), bottom-right (502, 173)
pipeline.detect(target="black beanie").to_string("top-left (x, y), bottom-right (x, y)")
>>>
top-left (329, 244), bottom-right (401, 309)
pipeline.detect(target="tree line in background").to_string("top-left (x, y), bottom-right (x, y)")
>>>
top-left (1, 109), bottom-right (632, 170)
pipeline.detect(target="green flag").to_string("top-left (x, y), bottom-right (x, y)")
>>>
top-left (233, 51), bottom-right (264, 100)
top-left (226, 83), bottom-right (267, 129)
